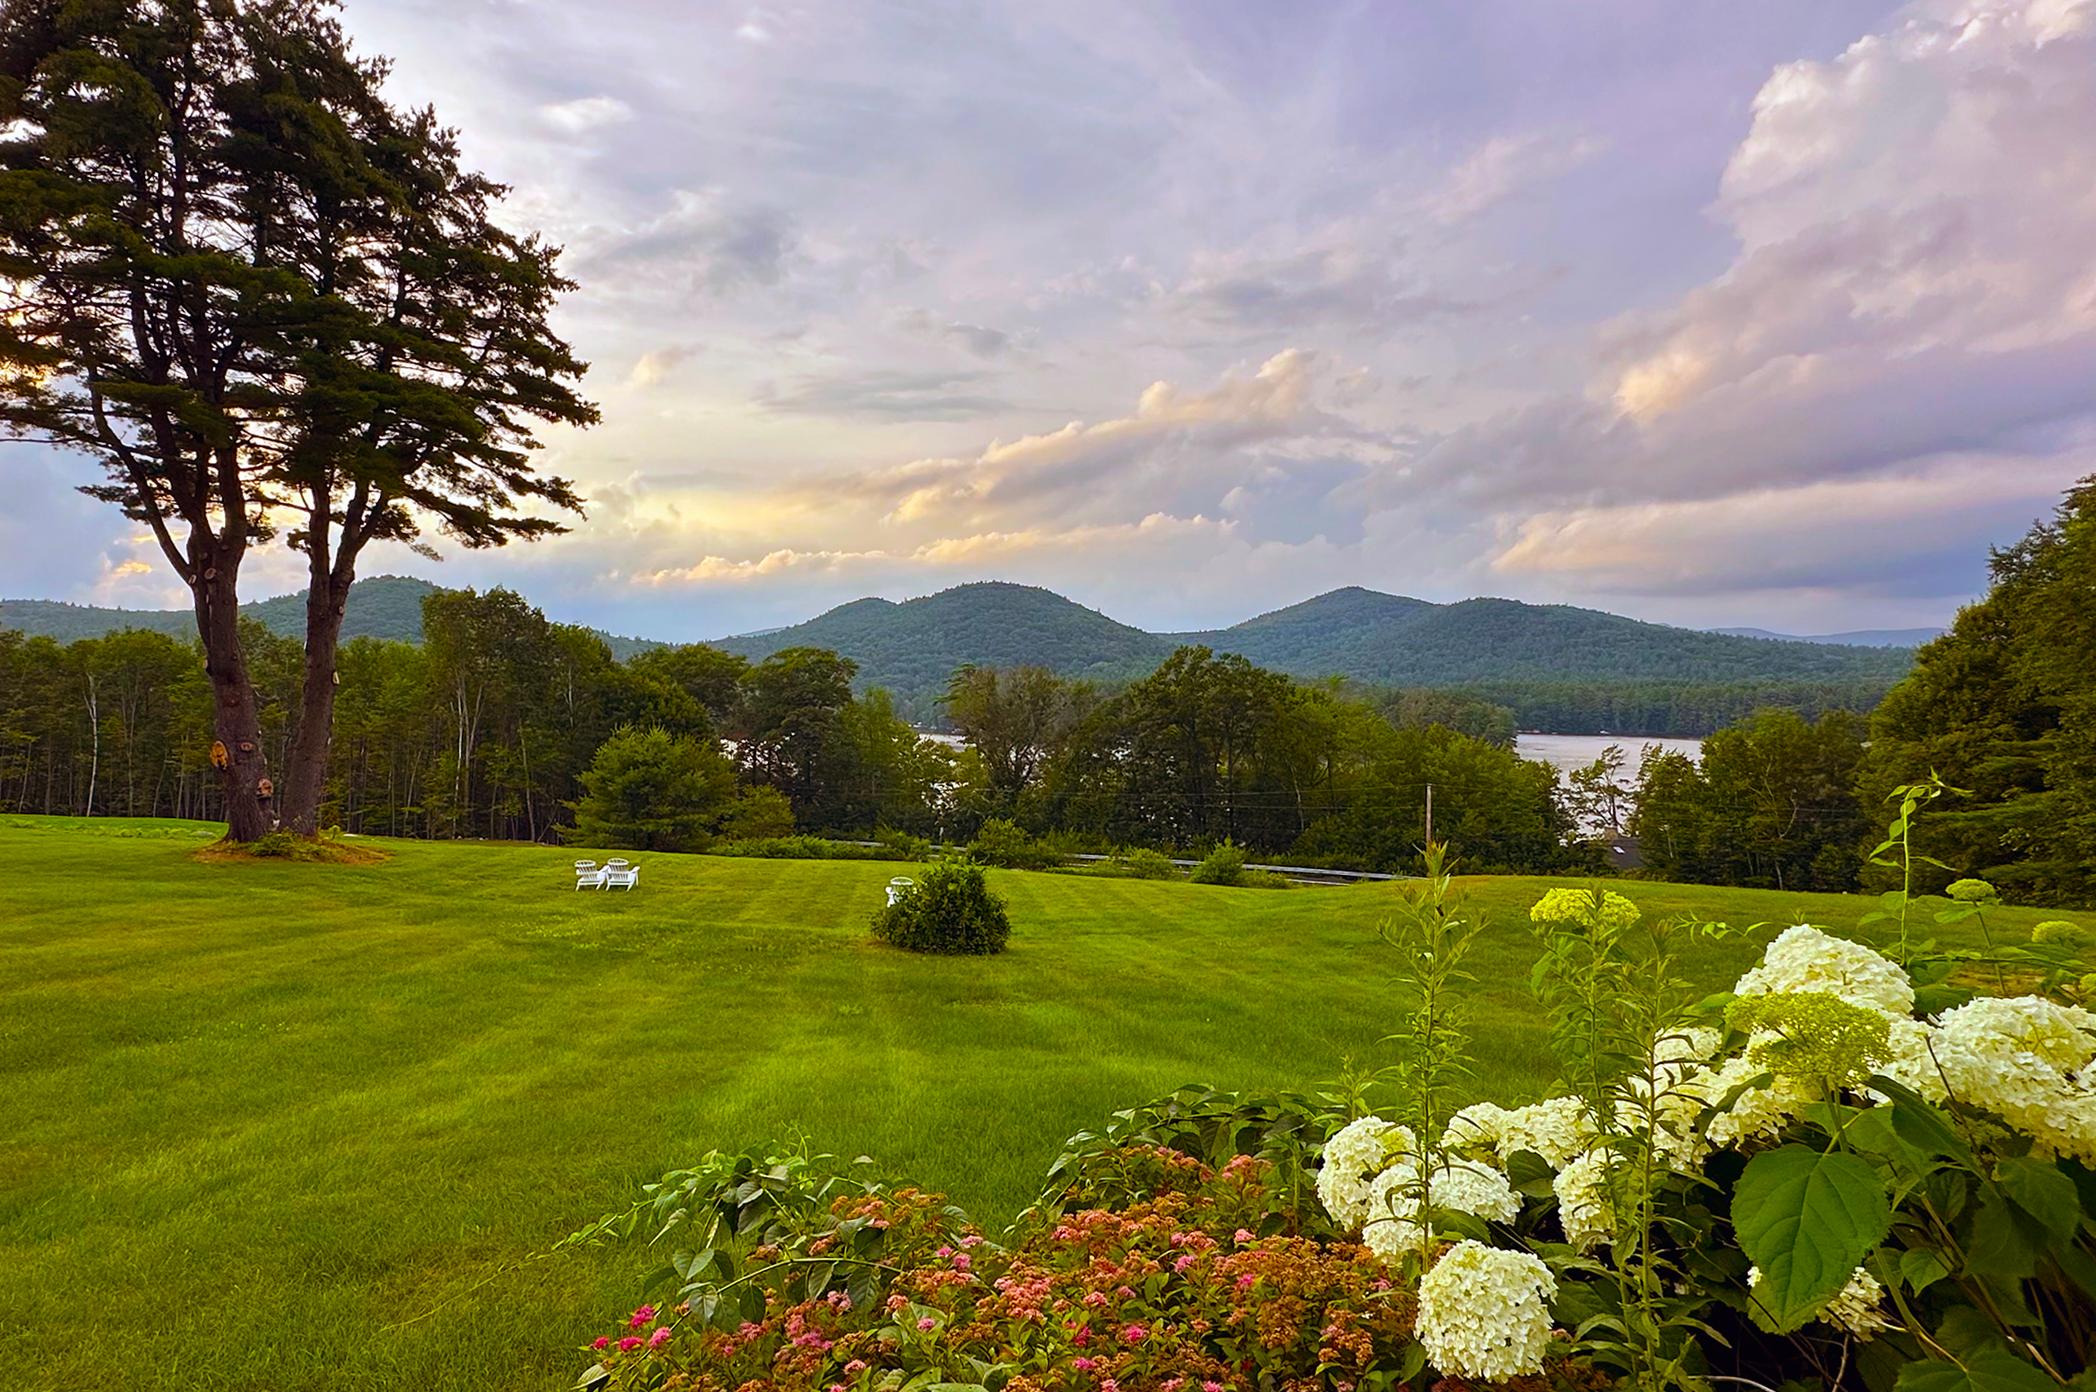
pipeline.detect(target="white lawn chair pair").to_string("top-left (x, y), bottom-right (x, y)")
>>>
top-left (573, 858), bottom-right (640, 891)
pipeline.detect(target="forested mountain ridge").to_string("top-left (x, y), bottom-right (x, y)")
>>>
top-left (1179, 591), bottom-right (1916, 685)
top-left (0, 575), bottom-right (665, 659)
top-left (2, 575), bottom-right (1916, 732)
top-left (712, 582), bottom-right (1173, 691)
top-left (727, 582), bottom-right (1914, 724)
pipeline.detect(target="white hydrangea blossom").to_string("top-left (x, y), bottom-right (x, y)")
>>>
top-left (1553, 1149), bottom-right (1616, 1251)
top-left (1733, 925), bottom-right (1915, 1020)
top-left (1695, 1051), bottom-right (1821, 1149)
top-left (1359, 1155), bottom-right (1521, 1260)
top-left (1873, 1017), bottom-right (1949, 1104)
top-left (1748, 1265), bottom-right (1894, 1341)
top-left (1819, 1268), bottom-right (1896, 1340)
top-left (1443, 1101), bottom-right (1510, 1156)
top-left (1614, 1025), bottom-right (1724, 1160)
top-left (1930, 996), bottom-right (2096, 1164)
top-left (1494, 1096), bottom-right (1598, 1169)
top-left (1316, 1116), bottom-right (1410, 1229)
top-left (1417, 1241), bottom-right (1559, 1381)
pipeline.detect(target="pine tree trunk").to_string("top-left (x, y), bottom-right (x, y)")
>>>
top-left (194, 561), bottom-right (273, 842)
top-left (280, 566), bottom-right (350, 835)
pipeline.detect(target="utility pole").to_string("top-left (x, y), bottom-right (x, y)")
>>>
top-left (1424, 781), bottom-right (1434, 846)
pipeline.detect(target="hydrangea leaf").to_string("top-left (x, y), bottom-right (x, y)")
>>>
top-left (1733, 1144), bottom-right (1891, 1333)
top-left (1895, 1346), bottom-right (2058, 1392)
top-left (1994, 1156), bottom-right (2082, 1241)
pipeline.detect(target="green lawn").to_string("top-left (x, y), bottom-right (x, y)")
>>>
top-left (2, 815), bottom-right (2085, 1391)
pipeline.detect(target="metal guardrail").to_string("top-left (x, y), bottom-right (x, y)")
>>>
top-left (1060, 852), bottom-right (1399, 884)
top-left (832, 839), bottom-right (1402, 885)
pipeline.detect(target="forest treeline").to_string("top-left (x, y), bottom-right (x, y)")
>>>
top-left (0, 588), bottom-right (1576, 873)
top-left (7, 478), bottom-right (2088, 899)
top-left (1616, 479), bottom-right (2096, 907)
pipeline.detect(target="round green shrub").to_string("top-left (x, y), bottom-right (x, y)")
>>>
top-left (871, 862), bottom-right (1012, 955)
top-left (1113, 847), bottom-right (1179, 880)
top-left (1188, 839), bottom-right (1248, 886)
top-left (967, 817), bottom-right (1058, 870)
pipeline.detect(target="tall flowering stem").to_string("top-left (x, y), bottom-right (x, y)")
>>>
top-left (1530, 888), bottom-right (1726, 1391)
top-left (1863, 776), bottom-right (1956, 968)
top-left (1374, 841), bottom-right (1484, 1276)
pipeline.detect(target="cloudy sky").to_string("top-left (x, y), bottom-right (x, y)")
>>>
top-left (8, 0), bottom-right (2096, 640)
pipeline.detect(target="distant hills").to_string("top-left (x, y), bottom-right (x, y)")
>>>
top-left (714, 584), bottom-right (1168, 694)
top-left (2, 575), bottom-right (1923, 733)
top-left (0, 575), bottom-right (664, 659)
top-left (1711, 625), bottom-right (1944, 648)
top-left (0, 575), bottom-right (440, 645)
top-left (711, 582), bottom-right (1918, 725)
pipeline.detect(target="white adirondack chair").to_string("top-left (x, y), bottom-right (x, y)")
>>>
top-left (603, 861), bottom-right (640, 891)
top-left (573, 860), bottom-right (605, 890)
top-left (885, 876), bottom-right (916, 907)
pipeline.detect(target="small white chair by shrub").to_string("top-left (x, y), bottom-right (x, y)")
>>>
top-left (885, 876), bottom-right (916, 907)
top-left (573, 860), bottom-right (605, 890)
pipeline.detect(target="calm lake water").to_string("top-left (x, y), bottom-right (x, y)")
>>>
top-left (1515, 732), bottom-right (1704, 778)
top-left (917, 729), bottom-right (1701, 777)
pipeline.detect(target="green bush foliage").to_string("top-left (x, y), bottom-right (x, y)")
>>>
top-left (712, 785), bottom-right (795, 842)
top-left (1112, 846), bottom-right (1179, 879)
top-left (1188, 839), bottom-right (1248, 885)
top-left (569, 726), bottom-right (738, 852)
top-left (870, 861), bottom-right (1011, 955)
top-left (873, 827), bottom-right (933, 859)
top-left (710, 835), bottom-right (912, 862)
top-left (966, 817), bottom-right (1060, 870)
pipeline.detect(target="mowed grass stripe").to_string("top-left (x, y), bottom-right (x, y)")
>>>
top-left (1, 817), bottom-right (2086, 1391)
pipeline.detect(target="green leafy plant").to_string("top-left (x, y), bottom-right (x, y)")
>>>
top-left (1108, 846), bottom-right (1179, 880)
top-left (1188, 839), bottom-right (1248, 886)
top-left (869, 861), bottom-right (1012, 955)
top-left (965, 817), bottom-right (1060, 870)
top-left (568, 726), bottom-right (737, 852)
top-left (1371, 843), bottom-right (1486, 1275)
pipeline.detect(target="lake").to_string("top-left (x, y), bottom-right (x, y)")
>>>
top-left (1515, 732), bottom-right (1704, 778)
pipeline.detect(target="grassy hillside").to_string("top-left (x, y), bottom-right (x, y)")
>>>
top-left (2, 814), bottom-right (2084, 1391)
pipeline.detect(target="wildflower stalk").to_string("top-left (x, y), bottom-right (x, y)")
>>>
top-left (1375, 841), bottom-right (1482, 1277)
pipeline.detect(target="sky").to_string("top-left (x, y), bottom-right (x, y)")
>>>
top-left (6, 0), bottom-right (2096, 641)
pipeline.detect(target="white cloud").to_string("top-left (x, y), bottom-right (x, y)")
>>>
top-left (1610, 0), bottom-right (2096, 428)
top-left (538, 95), bottom-right (634, 134)
top-left (1427, 132), bottom-right (1605, 224)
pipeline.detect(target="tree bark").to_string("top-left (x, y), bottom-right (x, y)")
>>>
top-left (194, 558), bottom-right (273, 842)
top-left (279, 561), bottom-right (352, 835)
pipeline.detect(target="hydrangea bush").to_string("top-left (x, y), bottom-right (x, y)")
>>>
top-left (1307, 877), bottom-right (2096, 1392)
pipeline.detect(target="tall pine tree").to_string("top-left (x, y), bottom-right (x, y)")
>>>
top-left (0, 0), bottom-right (596, 838)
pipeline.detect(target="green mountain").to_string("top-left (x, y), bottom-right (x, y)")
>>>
top-left (1185, 591), bottom-right (1916, 685)
top-left (2, 573), bottom-right (1919, 732)
top-left (710, 581), bottom-right (1916, 726)
top-left (0, 575), bottom-right (441, 644)
top-left (715, 582), bottom-right (1171, 696)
